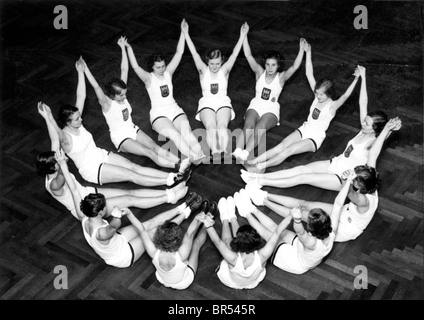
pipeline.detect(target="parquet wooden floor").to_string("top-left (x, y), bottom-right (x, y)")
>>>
top-left (1, 0), bottom-right (423, 304)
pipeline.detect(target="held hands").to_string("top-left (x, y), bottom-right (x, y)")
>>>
top-left (385, 117), bottom-right (402, 132)
top-left (341, 169), bottom-right (356, 183)
top-left (300, 38), bottom-right (308, 51)
top-left (75, 56), bottom-right (86, 72)
top-left (353, 66), bottom-right (361, 78)
top-left (291, 206), bottom-right (303, 221)
top-left (117, 36), bottom-right (128, 48)
top-left (181, 18), bottom-right (188, 34)
top-left (358, 65), bottom-right (366, 77)
top-left (54, 148), bottom-right (68, 167)
top-left (120, 207), bottom-right (132, 217)
top-left (240, 22), bottom-right (249, 36)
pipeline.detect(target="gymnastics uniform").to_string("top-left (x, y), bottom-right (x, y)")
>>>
top-left (82, 217), bottom-right (134, 268)
top-left (45, 171), bottom-right (96, 220)
top-left (335, 191), bottom-right (379, 242)
top-left (246, 71), bottom-right (283, 124)
top-left (152, 250), bottom-right (195, 290)
top-left (297, 98), bottom-right (335, 150)
top-left (271, 233), bottom-right (335, 274)
top-left (216, 251), bottom-right (266, 289)
top-left (328, 132), bottom-right (375, 182)
top-left (64, 125), bottom-right (110, 185)
top-left (195, 68), bottom-right (235, 121)
top-left (102, 99), bottom-right (140, 151)
top-left (146, 71), bottom-right (185, 126)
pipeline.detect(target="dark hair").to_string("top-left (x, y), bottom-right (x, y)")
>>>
top-left (353, 165), bottom-right (379, 194)
top-left (148, 53), bottom-right (166, 70)
top-left (263, 50), bottom-right (284, 72)
top-left (368, 110), bottom-right (388, 137)
top-left (153, 221), bottom-right (183, 252)
top-left (105, 78), bottom-right (127, 99)
top-left (314, 79), bottom-right (335, 99)
top-left (80, 193), bottom-right (106, 218)
top-left (35, 151), bottom-right (56, 176)
top-left (230, 224), bottom-right (266, 254)
top-left (306, 208), bottom-right (332, 240)
top-left (57, 104), bottom-right (79, 128)
top-left (205, 49), bottom-right (224, 63)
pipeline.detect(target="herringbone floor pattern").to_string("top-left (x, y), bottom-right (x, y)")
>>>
top-left (1, 0), bottom-right (423, 301)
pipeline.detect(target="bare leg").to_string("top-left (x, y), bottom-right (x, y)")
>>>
top-left (245, 113), bottom-right (278, 157)
top-left (173, 115), bottom-right (205, 158)
top-left (258, 172), bottom-right (342, 191)
top-left (216, 108), bottom-right (232, 153)
top-left (200, 109), bottom-right (219, 154)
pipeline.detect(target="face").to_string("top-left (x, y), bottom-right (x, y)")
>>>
top-left (152, 61), bottom-right (166, 76)
top-left (361, 115), bottom-right (375, 133)
top-left (265, 58), bottom-right (279, 75)
top-left (208, 57), bottom-right (222, 73)
top-left (113, 88), bottom-right (127, 103)
top-left (67, 111), bottom-right (82, 128)
top-left (314, 87), bottom-right (329, 103)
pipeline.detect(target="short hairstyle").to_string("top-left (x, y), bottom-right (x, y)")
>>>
top-left (353, 165), bottom-right (379, 194)
top-left (368, 110), bottom-right (388, 137)
top-left (153, 221), bottom-right (183, 252)
top-left (263, 50), bottom-right (284, 72)
top-left (80, 193), bottom-right (106, 218)
top-left (205, 49), bottom-right (224, 63)
top-left (35, 151), bottom-right (56, 176)
top-left (57, 104), bottom-right (79, 129)
top-left (148, 53), bottom-right (166, 70)
top-left (314, 79), bottom-right (335, 99)
top-left (105, 78), bottom-right (127, 99)
top-left (230, 224), bottom-right (266, 254)
top-left (306, 208), bottom-right (332, 240)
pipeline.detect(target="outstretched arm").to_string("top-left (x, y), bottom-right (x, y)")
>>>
top-left (331, 67), bottom-right (360, 112)
top-left (259, 214), bottom-right (292, 262)
top-left (126, 211), bottom-right (157, 258)
top-left (358, 65), bottom-right (368, 123)
top-left (38, 102), bottom-right (60, 151)
top-left (81, 58), bottom-right (110, 110)
top-left (222, 22), bottom-right (249, 75)
top-left (292, 207), bottom-right (317, 250)
top-left (166, 26), bottom-right (185, 75)
top-left (179, 213), bottom-right (203, 260)
top-left (243, 34), bottom-right (263, 78)
top-left (281, 38), bottom-right (306, 82)
top-left (367, 117), bottom-right (402, 168)
top-left (125, 41), bottom-right (151, 84)
top-left (117, 36), bottom-right (129, 84)
top-left (75, 58), bottom-right (86, 113)
top-left (304, 42), bottom-right (316, 91)
top-left (330, 171), bottom-right (354, 234)
top-left (54, 149), bottom-right (85, 220)
top-left (181, 19), bottom-right (207, 74)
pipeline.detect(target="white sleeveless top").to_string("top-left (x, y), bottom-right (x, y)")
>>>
top-left (296, 232), bottom-right (335, 270)
top-left (303, 98), bottom-right (335, 132)
top-left (152, 250), bottom-right (190, 285)
top-left (102, 99), bottom-right (134, 133)
top-left (254, 72), bottom-right (283, 106)
top-left (200, 68), bottom-right (228, 99)
top-left (146, 71), bottom-right (176, 109)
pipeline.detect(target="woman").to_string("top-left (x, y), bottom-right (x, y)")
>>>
top-left (241, 66), bottom-right (401, 191)
top-left (200, 194), bottom-right (291, 289)
top-left (54, 149), bottom-right (201, 268)
top-left (235, 177), bottom-right (348, 274)
top-left (37, 102), bottom-right (188, 220)
top-left (83, 37), bottom-right (189, 172)
top-left (125, 20), bottom-right (206, 163)
top-left (181, 19), bottom-right (249, 156)
top-left (48, 58), bottom-right (189, 187)
top-left (232, 27), bottom-right (307, 162)
top-left (127, 200), bottom-right (208, 290)
top-left (247, 42), bottom-right (361, 171)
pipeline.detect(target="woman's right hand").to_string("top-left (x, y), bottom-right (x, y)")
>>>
top-left (117, 36), bottom-right (128, 48)
top-left (358, 65), bottom-right (366, 77)
top-left (181, 18), bottom-right (188, 34)
top-left (54, 148), bottom-right (68, 167)
top-left (241, 22), bottom-right (249, 36)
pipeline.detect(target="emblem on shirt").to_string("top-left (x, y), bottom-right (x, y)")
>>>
top-left (122, 108), bottom-right (129, 121)
top-left (312, 108), bottom-right (321, 120)
top-left (210, 83), bottom-right (218, 95)
top-left (160, 85), bottom-right (169, 97)
top-left (344, 144), bottom-right (354, 158)
top-left (261, 88), bottom-right (271, 100)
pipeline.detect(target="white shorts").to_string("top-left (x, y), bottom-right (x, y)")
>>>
top-left (195, 96), bottom-right (235, 121)
top-left (150, 102), bottom-right (186, 126)
top-left (297, 122), bottom-right (327, 151)
top-left (155, 266), bottom-right (195, 290)
top-left (271, 237), bottom-right (309, 275)
top-left (78, 149), bottom-right (110, 185)
top-left (246, 97), bottom-right (280, 125)
top-left (110, 125), bottom-right (140, 151)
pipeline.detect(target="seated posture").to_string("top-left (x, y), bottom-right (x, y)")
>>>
top-left (37, 103), bottom-right (188, 220)
top-left (127, 198), bottom-right (208, 290)
top-left (200, 195), bottom-right (291, 289)
top-left (125, 20), bottom-right (206, 163)
top-left (232, 26), bottom-right (306, 162)
top-left (247, 43), bottom-right (361, 171)
top-left (82, 37), bottom-right (188, 172)
top-left (182, 19), bottom-right (249, 156)
top-left (241, 66), bottom-right (402, 192)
